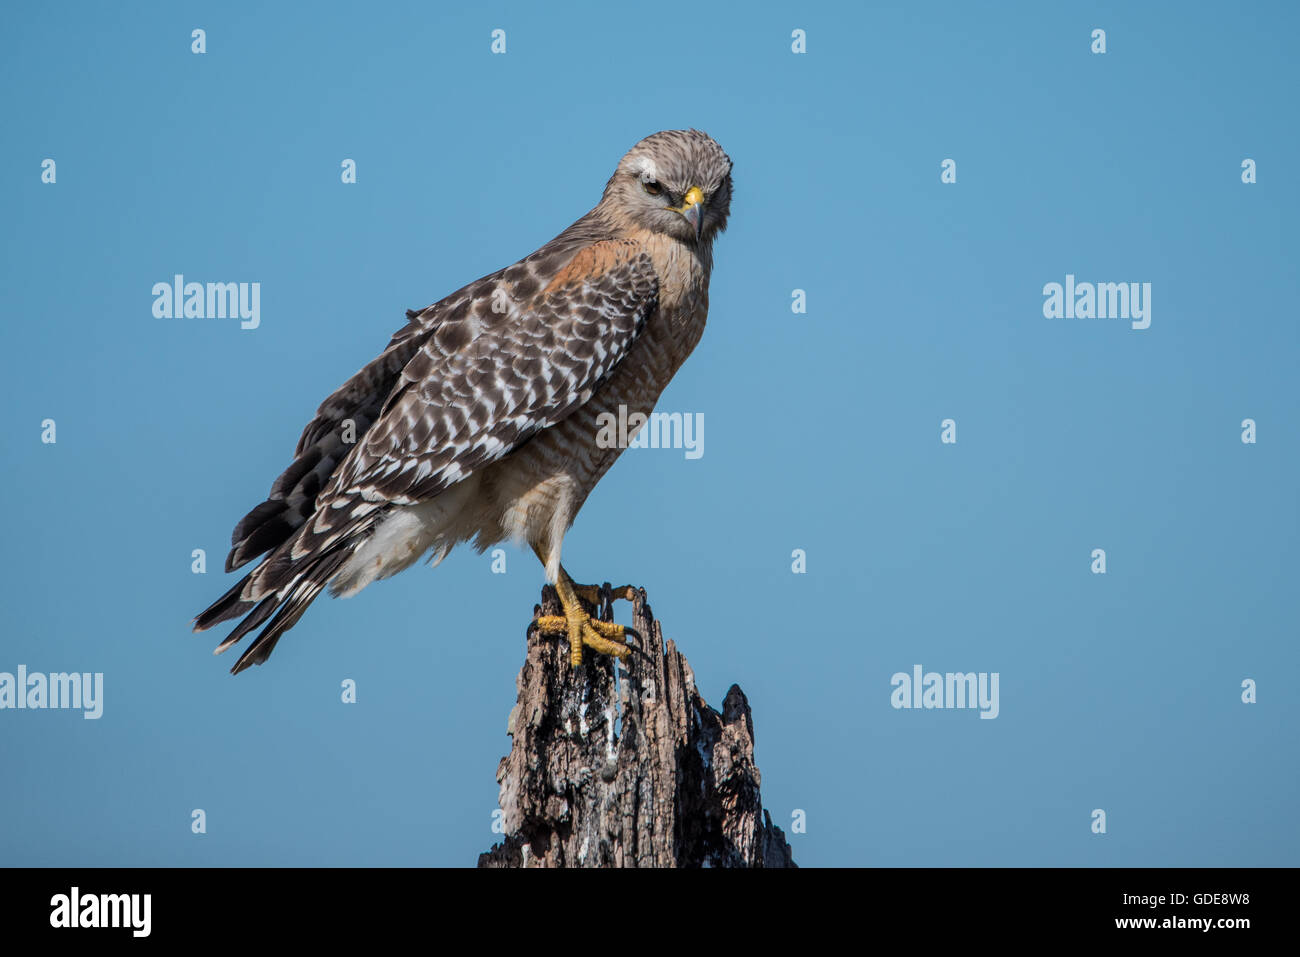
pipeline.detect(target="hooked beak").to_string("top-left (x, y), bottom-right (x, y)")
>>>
top-left (674, 186), bottom-right (706, 241)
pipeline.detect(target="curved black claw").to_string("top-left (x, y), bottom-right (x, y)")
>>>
top-left (621, 625), bottom-right (653, 662)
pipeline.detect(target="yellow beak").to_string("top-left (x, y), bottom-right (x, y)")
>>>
top-left (672, 186), bottom-right (706, 240)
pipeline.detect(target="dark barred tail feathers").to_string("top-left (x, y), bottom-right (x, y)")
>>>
top-left (191, 443), bottom-right (362, 674)
top-left (192, 323), bottom-right (429, 673)
top-left (219, 545), bottom-right (354, 675)
top-left (192, 510), bottom-right (377, 675)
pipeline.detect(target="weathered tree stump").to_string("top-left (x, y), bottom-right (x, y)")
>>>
top-left (478, 584), bottom-right (795, 868)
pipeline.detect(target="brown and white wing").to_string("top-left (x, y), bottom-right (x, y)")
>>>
top-left (318, 240), bottom-right (658, 516)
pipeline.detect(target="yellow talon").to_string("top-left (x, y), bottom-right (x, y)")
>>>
top-left (534, 569), bottom-right (639, 667)
top-left (569, 581), bottom-right (636, 606)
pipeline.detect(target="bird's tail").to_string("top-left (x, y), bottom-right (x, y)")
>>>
top-left (193, 502), bottom-right (380, 674)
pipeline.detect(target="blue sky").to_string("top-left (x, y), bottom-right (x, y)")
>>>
top-left (1, 0), bottom-right (1296, 867)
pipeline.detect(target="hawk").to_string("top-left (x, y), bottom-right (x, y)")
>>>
top-left (194, 129), bottom-right (733, 674)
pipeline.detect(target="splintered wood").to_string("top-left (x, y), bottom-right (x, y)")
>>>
top-left (479, 585), bottom-right (795, 868)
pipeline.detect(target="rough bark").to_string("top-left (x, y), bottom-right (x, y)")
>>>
top-left (478, 584), bottom-right (795, 868)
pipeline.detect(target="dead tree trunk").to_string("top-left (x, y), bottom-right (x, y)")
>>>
top-left (478, 585), bottom-right (796, 868)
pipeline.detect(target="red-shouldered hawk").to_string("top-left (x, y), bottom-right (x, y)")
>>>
top-left (194, 129), bottom-right (733, 673)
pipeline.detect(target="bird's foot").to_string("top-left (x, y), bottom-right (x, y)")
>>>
top-left (534, 573), bottom-right (640, 667)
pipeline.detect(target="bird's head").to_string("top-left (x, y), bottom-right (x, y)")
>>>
top-left (600, 129), bottom-right (733, 246)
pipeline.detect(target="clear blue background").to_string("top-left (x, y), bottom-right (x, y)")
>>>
top-left (2, 0), bottom-right (1296, 867)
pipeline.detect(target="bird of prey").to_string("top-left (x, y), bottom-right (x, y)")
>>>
top-left (194, 129), bottom-right (733, 674)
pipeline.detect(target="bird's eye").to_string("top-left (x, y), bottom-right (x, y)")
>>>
top-left (642, 180), bottom-right (662, 196)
